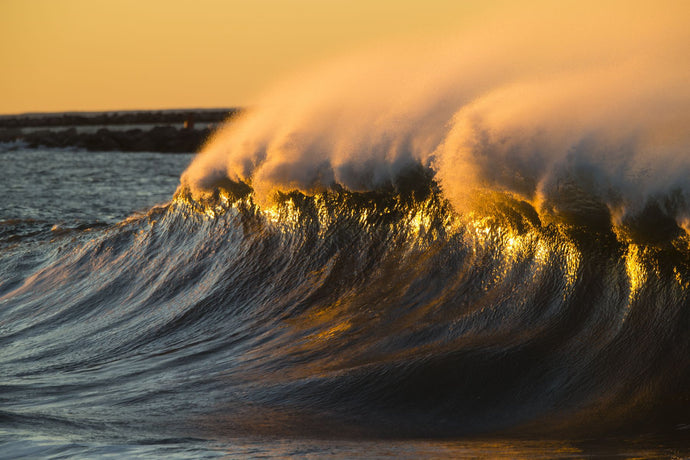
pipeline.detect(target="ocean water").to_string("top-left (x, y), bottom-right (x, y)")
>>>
top-left (3, 4), bottom-right (688, 457)
top-left (1, 143), bottom-right (689, 459)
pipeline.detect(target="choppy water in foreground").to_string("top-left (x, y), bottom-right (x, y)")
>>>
top-left (1, 146), bottom-right (689, 458)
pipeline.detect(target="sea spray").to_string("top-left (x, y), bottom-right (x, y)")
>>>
top-left (181, 1), bottom-right (690, 233)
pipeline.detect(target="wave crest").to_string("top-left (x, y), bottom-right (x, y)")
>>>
top-left (181, 2), bottom-right (690, 236)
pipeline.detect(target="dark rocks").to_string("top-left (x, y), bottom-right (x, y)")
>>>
top-left (0, 109), bottom-right (240, 153)
top-left (0, 109), bottom-right (238, 128)
top-left (0, 128), bottom-right (24, 142)
top-left (0, 109), bottom-right (238, 153)
top-left (19, 125), bottom-right (214, 153)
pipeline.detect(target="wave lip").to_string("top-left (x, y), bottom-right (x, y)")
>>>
top-left (181, 0), bottom-right (690, 238)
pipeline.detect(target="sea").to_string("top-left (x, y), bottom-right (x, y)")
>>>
top-left (0, 140), bottom-right (689, 459)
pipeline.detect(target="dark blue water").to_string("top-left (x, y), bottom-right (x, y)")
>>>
top-left (1, 145), bottom-right (689, 458)
top-left (1, 147), bottom-right (190, 226)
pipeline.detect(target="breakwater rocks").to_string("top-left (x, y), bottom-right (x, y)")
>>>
top-left (2, 126), bottom-right (211, 153)
top-left (0, 109), bottom-right (237, 128)
top-left (0, 109), bottom-right (239, 153)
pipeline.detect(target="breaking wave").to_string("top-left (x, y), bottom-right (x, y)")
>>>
top-left (1, 0), bottom-right (689, 447)
top-left (3, 169), bottom-right (690, 440)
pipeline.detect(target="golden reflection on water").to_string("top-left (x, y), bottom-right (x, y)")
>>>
top-left (673, 266), bottom-right (689, 289)
top-left (262, 197), bottom-right (300, 225)
top-left (303, 300), bottom-right (353, 343)
top-left (313, 318), bottom-right (352, 341)
top-left (427, 439), bottom-right (583, 459)
top-left (624, 244), bottom-right (646, 305)
top-left (466, 215), bottom-right (581, 296)
top-left (209, 437), bottom-right (599, 459)
top-left (407, 207), bottom-right (433, 235)
top-left (262, 204), bottom-right (283, 225)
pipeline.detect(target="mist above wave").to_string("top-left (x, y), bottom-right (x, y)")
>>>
top-left (181, 1), bottom-right (689, 230)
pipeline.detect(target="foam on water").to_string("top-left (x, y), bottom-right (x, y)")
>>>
top-left (181, 1), bottom-right (689, 231)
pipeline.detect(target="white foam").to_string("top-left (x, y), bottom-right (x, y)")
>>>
top-left (181, 1), bottom-right (690, 221)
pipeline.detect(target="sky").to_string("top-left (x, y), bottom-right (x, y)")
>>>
top-left (1, 0), bottom-right (510, 114)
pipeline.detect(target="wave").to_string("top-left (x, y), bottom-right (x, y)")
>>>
top-left (171, 168), bottom-right (690, 433)
top-left (2, 0), bottom-right (690, 444)
top-left (4, 169), bottom-right (689, 440)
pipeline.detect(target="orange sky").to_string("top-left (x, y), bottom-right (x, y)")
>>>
top-left (1, 0), bottom-right (508, 114)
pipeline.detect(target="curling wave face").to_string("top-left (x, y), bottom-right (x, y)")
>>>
top-left (4, 169), bottom-right (689, 441)
top-left (170, 170), bottom-right (690, 437)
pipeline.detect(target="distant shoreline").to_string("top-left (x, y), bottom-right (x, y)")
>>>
top-left (0, 108), bottom-right (240, 128)
top-left (0, 108), bottom-right (241, 153)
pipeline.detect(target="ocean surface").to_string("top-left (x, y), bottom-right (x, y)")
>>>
top-left (1, 143), bottom-right (689, 458)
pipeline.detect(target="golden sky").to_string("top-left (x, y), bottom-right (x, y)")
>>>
top-left (1, 0), bottom-right (507, 114)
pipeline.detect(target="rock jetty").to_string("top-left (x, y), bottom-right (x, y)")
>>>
top-left (0, 109), bottom-right (239, 153)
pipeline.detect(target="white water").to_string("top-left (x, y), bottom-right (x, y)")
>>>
top-left (182, 1), bottom-right (690, 224)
